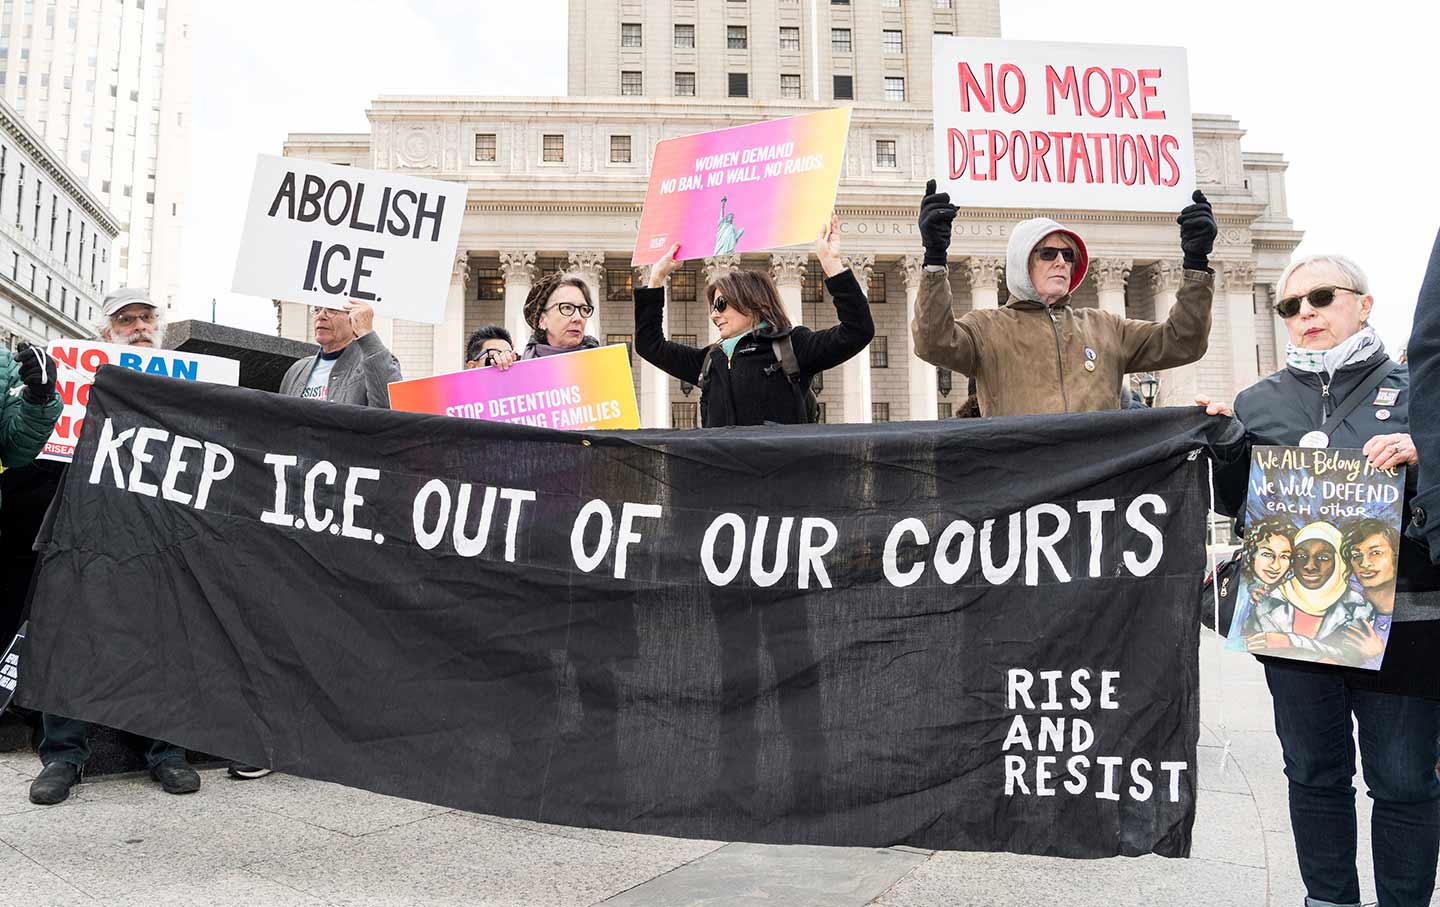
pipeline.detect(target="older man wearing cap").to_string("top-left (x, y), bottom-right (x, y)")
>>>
top-left (97, 286), bottom-right (167, 347)
top-left (278, 300), bottom-right (402, 407)
top-left (910, 180), bottom-right (1218, 417)
top-left (26, 288), bottom-right (202, 805)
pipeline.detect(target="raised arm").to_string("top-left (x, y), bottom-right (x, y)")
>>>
top-left (634, 243), bottom-right (707, 383)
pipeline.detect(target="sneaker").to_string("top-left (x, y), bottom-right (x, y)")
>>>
top-left (227, 762), bottom-right (273, 780)
top-left (28, 762), bottom-right (80, 805)
top-left (150, 757), bottom-right (201, 794)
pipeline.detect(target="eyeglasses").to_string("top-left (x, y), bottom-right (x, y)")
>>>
top-left (545, 302), bottom-right (595, 318)
top-left (1274, 286), bottom-right (1361, 319)
top-left (471, 348), bottom-right (510, 366)
top-left (113, 310), bottom-right (158, 327)
top-left (710, 294), bottom-right (730, 314)
top-left (310, 306), bottom-right (345, 317)
top-left (1034, 247), bottom-right (1076, 263)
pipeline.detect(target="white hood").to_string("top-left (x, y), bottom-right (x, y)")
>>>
top-left (1005, 217), bottom-right (1090, 303)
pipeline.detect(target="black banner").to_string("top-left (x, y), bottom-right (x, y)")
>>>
top-left (19, 367), bottom-right (1239, 857)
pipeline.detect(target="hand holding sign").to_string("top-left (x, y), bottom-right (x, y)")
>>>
top-left (16, 344), bottom-right (57, 404)
top-left (346, 300), bottom-right (376, 338)
top-left (919, 179), bottom-right (958, 268)
top-left (1177, 190), bottom-right (1216, 271)
top-left (815, 213), bottom-right (844, 278)
top-left (648, 243), bottom-right (683, 289)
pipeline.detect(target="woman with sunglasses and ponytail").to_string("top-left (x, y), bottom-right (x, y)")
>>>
top-left (1203, 253), bottom-right (1440, 907)
top-left (634, 215), bottom-right (873, 428)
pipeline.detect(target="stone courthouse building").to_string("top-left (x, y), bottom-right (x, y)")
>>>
top-left (278, 0), bottom-right (1302, 427)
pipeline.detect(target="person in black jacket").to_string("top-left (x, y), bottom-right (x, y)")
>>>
top-left (635, 215), bottom-right (874, 427)
top-left (1204, 253), bottom-right (1440, 907)
top-left (1407, 228), bottom-right (1440, 563)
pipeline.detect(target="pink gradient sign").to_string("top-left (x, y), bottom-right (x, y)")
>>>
top-left (632, 108), bottom-right (852, 266)
top-left (388, 344), bottom-right (639, 431)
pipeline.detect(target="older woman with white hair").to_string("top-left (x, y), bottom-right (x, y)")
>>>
top-left (1205, 253), bottom-right (1440, 907)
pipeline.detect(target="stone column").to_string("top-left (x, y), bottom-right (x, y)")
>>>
top-left (430, 253), bottom-right (469, 376)
top-left (702, 255), bottom-right (740, 344)
top-left (901, 255), bottom-right (938, 421)
top-left (769, 252), bottom-right (808, 329)
top-left (1149, 260), bottom-right (1195, 407)
top-left (1091, 258), bottom-right (1132, 318)
top-left (841, 254), bottom-right (874, 424)
top-left (635, 264), bottom-right (671, 429)
top-left (568, 251), bottom-right (606, 339)
top-left (499, 249), bottom-right (536, 347)
top-left (966, 257), bottom-right (1004, 309)
top-left (1225, 262), bottom-right (1259, 392)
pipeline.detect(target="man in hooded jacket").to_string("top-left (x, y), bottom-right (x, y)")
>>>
top-left (909, 180), bottom-right (1217, 417)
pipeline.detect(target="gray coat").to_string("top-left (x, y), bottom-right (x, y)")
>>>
top-left (279, 332), bottom-right (403, 408)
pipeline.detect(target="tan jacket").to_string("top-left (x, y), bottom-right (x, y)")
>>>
top-left (911, 268), bottom-right (1214, 417)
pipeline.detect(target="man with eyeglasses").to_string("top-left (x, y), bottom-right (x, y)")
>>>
top-left (910, 179), bottom-right (1217, 417)
top-left (464, 325), bottom-right (516, 370)
top-left (277, 300), bottom-right (403, 408)
top-left (97, 286), bottom-right (167, 347)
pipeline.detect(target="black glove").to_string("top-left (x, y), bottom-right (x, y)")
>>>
top-left (15, 343), bottom-right (56, 404)
top-left (919, 178), bottom-right (958, 268)
top-left (1177, 189), bottom-right (1217, 272)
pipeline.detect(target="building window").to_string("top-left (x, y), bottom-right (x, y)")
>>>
top-left (935, 30), bottom-right (954, 36)
top-left (475, 267), bottom-right (503, 300)
top-left (872, 402), bottom-right (891, 422)
top-left (882, 0), bottom-right (901, 7)
top-left (870, 336), bottom-right (889, 368)
top-left (675, 71), bottom-right (696, 96)
top-left (542, 134), bottom-right (565, 163)
top-left (875, 139), bottom-right (897, 168)
top-left (779, 26), bottom-right (800, 51)
top-left (937, 402), bottom-right (953, 419)
top-left (833, 75), bottom-right (854, 100)
top-left (610, 134), bottom-right (632, 163)
top-left (606, 269), bottom-right (634, 301)
top-left (671, 402), bottom-right (698, 429)
top-left (475, 133), bottom-right (497, 162)
top-left (780, 74), bottom-right (802, 99)
top-left (621, 70), bottom-right (643, 96)
top-left (674, 333), bottom-right (698, 348)
top-left (870, 273), bottom-right (888, 303)
top-left (884, 77), bottom-right (906, 101)
top-left (674, 24), bottom-right (694, 48)
top-left (803, 259), bottom-right (823, 304)
top-left (935, 0), bottom-right (953, 7)
top-left (832, 0), bottom-right (850, 5)
top-left (728, 72), bottom-right (749, 98)
top-left (606, 333), bottom-right (635, 362)
top-left (670, 269), bottom-right (697, 301)
top-left (621, 23), bottom-right (642, 47)
top-left (883, 29), bottom-right (903, 54)
top-left (831, 28), bottom-right (852, 53)
top-left (727, 26), bottom-right (747, 49)
top-left (45, 276), bottom-right (52, 302)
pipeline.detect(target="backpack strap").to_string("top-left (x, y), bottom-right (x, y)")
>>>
top-left (697, 344), bottom-right (719, 391)
top-left (770, 336), bottom-right (815, 423)
top-left (1319, 359), bottom-right (1396, 437)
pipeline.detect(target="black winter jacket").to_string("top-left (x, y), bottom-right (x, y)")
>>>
top-left (634, 269), bottom-right (874, 428)
top-left (1214, 351), bottom-right (1440, 699)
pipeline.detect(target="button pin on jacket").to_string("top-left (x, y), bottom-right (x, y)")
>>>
top-left (1376, 409), bottom-right (1391, 421)
top-left (1299, 431), bottom-right (1330, 448)
top-left (1084, 360), bottom-right (1096, 372)
top-left (1084, 347), bottom-right (1097, 361)
top-left (1373, 387), bottom-right (1399, 406)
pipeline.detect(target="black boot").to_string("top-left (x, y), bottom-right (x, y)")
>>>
top-left (150, 757), bottom-right (201, 794)
top-left (29, 762), bottom-right (80, 805)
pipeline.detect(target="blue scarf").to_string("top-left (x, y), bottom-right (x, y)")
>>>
top-left (720, 322), bottom-right (768, 359)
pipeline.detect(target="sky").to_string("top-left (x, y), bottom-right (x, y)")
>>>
top-left (187, 0), bottom-right (1439, 352)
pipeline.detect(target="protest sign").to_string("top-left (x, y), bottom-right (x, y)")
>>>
top-left (0, 621), bottom-right (23, 714)
top-left (1227, 446), bottom-right (1406, 669)
top-left (231, 155), bottom-right (466, 324)
top-left (40, 340), bottom-right (241, 463)
top-left (632, 108), bottom-right (851, 266)
top-left (20, 367), bottom-right (1239, 857)
top-left (931, 37), bottom-right (1195, 211)
top-left (388, 344), bottom-right (639, 431)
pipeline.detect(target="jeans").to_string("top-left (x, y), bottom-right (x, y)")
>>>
top-left (1265, 661), bottom-right (1440, 907)
top-left (38, 713), bottom-right (187, 772)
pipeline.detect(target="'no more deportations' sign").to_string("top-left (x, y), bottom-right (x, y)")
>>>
top-left (20, 368), bottom-right (1239, 857)
top-left (932, 37), bottom-right (1195, 211)
top-left (231, 155), bottom-right (466, 324)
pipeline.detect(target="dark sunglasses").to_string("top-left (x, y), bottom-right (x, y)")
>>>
top-left (1034, 247), bottom-right (1076, 263)
top-left (710, 294), bottom-right (730, 314)
top-left (1274, 286), bottom-right (1360, 319)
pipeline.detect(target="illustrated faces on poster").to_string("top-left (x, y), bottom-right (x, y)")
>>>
top-left (1292, 538), bottom-right (1337, 590)
top-left (1349, 534), bottom-right (1398, 590)
top-left (1251, 533), bottom-right (1292, 587)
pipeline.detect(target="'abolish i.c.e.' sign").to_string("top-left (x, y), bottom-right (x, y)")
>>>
top-left (932, 37), bottom-right (1195, 211)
